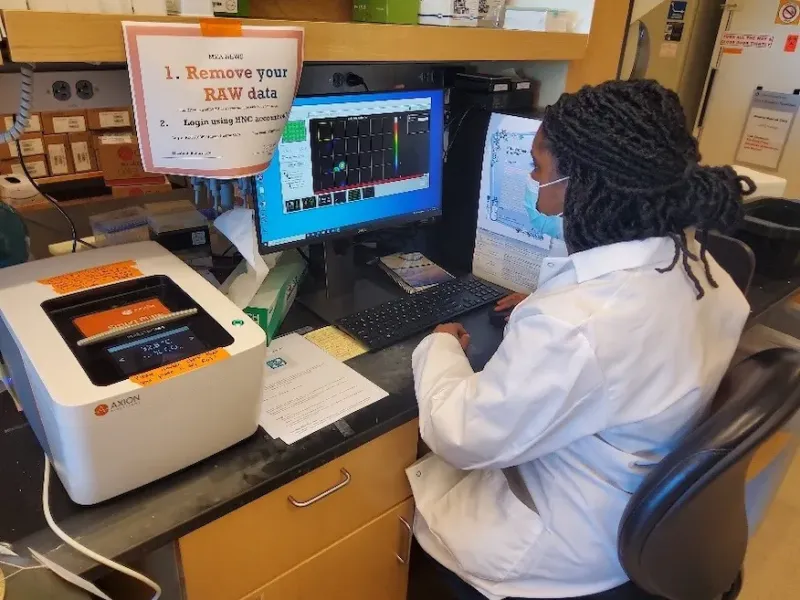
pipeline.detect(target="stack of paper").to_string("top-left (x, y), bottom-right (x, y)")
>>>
top-left (259, 334), bottom-right (388, 445)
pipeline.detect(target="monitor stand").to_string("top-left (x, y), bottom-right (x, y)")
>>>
top-left (298, 240), bottom-right (397, 324)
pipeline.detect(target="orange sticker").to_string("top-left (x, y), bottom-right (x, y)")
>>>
top-left (39, 260), bottom-right (142, 294)
top-left (130, 348), bottom-right (229, 386)
top-left (73, 298), bottom-right (171, 337)
top-left (723, 47), bottom-right (744, 55)
top-left (200, 18), bottom-right (242, 37)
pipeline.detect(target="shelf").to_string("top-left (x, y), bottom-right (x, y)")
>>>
top-left (37, 170), bottom-right (103, 185)
top-left (0, 10), bottom-right (588, 63)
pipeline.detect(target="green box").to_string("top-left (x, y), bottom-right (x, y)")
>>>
top-left (213, 0), bottom-right (250, 17)
top-left (239, 250), bottom-right (307, 344)
top-left (353, 0), bottom-right (419, 24)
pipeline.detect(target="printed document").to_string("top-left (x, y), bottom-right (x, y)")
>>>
top-left (473, 112), bottom-right (561, 293)
top-left (259, 333), bottom-right (388, 444)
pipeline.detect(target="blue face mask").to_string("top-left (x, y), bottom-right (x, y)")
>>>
top-left (524, 176), bottom-right (569, 240)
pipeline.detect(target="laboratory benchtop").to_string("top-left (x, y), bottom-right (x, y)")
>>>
top-left (0, 265), bottom-right (796, 580)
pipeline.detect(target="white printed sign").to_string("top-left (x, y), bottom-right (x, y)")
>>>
top-left (720, 32), bottom-right (775, 50)
top-left (736, 89), bottom-right (800, 170)
top-left (123, 21), bottom-right (304, 178)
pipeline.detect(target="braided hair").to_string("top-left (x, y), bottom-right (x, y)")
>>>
top-left (541, 79), bottom-right (755, 299)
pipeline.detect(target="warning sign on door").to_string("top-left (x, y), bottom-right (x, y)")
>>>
top-left (776, 0), bottom-right (800, 25)
top-left (720, 33), bottom-right (775, 50)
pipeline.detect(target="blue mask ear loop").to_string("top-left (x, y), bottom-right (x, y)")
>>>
top-left (539, 176), bottom-right (569, 217)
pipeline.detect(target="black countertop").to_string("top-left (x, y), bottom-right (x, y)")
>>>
top-left (0, 261), bottom-right (793, 580)
top-left (0, 286), bottom-right (504, 579)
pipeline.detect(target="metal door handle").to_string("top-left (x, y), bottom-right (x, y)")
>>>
top-left (288, 468), bottom-right (351, 507)
top-left (395, 516), bottom-right (413, 564)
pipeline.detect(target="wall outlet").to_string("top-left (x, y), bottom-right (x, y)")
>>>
top-left (0, 70), bottom-right (132, 114)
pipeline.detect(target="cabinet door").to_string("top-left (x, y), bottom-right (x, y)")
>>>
top-left (242, 499), bottom-right (415, 600)
top-left (181, 420), bottom-right (418, 600)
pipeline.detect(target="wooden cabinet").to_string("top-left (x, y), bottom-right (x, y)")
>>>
top-left (180, 420), bottom-right (418, 600)
top-left (240, 499), bottom-right (415, 600)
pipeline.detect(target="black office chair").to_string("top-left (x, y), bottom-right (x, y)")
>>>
top-left (699, 231), bottom-right (756, 295)
top-left (615, 347), bottom-right (800, 600)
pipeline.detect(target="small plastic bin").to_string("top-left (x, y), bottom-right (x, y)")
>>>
top-left (735, 198), bottom-right (800, 278)
top-left (89, 207), bottom-right (150, 248)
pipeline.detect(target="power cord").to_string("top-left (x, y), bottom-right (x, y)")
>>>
top-left (42, 456), bottom-right (162, 599)
top-left (443, 107), bottom-right (472, 162)
top-left (15, 140), bottom-right (96, 253)
top-left (345, 72), bottom-right (370, 92)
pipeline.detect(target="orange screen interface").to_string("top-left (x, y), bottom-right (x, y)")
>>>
top-left (73, 298), bottom-right (171, 337)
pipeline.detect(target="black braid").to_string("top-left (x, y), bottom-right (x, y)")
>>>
top-left (541, 79), bottom-right (755, 299)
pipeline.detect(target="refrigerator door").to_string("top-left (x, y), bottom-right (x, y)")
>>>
top-left (621, 0), bottom-right (720, 126)
top-left (697, 0), bottom-right (800, 198)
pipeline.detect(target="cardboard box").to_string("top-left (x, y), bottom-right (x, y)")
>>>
top-left (86, 107), bottom-right (133, 131)
top-left (43, 134), bottom-right (74, 176)
top-left (0, 160), bottom-right (24, 176)
top-left (96, 135), bottom-right (158, 183)
top-left (41, 110), bottom-right (87, 135)
top-left (222, 250), bottom-right (307, 344)
top-left (92, 131), bottom-right (135, 151)
top-left (1, 113), bottom-right (43, 134)
top-left (111, 177), bottom-right (172, 197)
top-left (68, 132), bottom-right (98, 173)
top-left (21, 155), bottom-right (49, 179)
top-left (0, 133), bottom-right (45, 160)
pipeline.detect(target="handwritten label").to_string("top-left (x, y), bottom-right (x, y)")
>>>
top-left (130, 348), bottom-right (229, 386)
top-left (38, 260), bottom-right (143, 294)
top-left (52, 116), bottom-right (86, 134)
top-left (721, 32), bottom-right (775, 50)
top-left (122, 21), bottom-right (304, 177)
top-left (71, 141), bottom-right (93, 172)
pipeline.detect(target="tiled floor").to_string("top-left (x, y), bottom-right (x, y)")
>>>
top-left (740, 454), bottom-right (800, 599)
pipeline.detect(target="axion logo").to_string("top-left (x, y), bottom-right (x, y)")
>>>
top-left (94, 395), bottom-right (141, 417)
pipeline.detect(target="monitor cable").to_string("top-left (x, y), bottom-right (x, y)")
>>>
top-left (345, 72), bottom-right (370, 92)
top-left (42, 455), bottom-right (162, 600)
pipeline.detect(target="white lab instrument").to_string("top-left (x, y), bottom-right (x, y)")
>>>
top-left (0, 241), bottom-right (266, 504)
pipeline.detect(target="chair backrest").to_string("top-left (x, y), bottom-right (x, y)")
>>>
top-left (703, 232), bottom-right (756, 295)
top-left (618, 348), bottom-right (800, 600)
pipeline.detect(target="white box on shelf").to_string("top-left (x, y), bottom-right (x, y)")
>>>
top-left (166, 0), bottom-right (212, 15)
top-left (101, 0), bottom-right (133, 12)
top-left (66, 0), bottom-right (103, 11)
top-left (502, 7), bottom-right (547, 31)
top-left (419, 0), bottom-right (479, 27)
top-left (0, 1), bottom-right (29, 9)
top-left (504, 0), bottom-right (592, 33)
top-left (132, 0), bottom-right (167, 14)
top-left (28, 0), bottom-right (69, 10)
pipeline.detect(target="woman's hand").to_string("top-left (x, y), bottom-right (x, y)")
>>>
top-left (434, 323), bottom-right (471, 351)
top-left (495, 293), bottom-right (528, 312)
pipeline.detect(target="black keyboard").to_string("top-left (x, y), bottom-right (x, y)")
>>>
top-left (336, 275), bottom-right (506, 351)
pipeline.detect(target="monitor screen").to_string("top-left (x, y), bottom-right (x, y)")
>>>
top-left (255, 89), bottom-right (444, 251)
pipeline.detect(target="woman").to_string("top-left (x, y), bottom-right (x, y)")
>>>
top-left (409, 80), bottom-right (754, 600)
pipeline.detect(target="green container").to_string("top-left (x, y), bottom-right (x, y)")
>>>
top-left (213, 0), bottom-right (250, 17)
top-left (353, 0), bottom-right (419, 24)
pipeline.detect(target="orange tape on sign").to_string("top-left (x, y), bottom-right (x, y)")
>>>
top-left (39, 260), bottom-right (143, 294)
top-left (200, 18), bottom-right (242, 37)
top-left (130, 348), bottom-right (230, 386)
top-left (723, 47), bottom-right (744, 55)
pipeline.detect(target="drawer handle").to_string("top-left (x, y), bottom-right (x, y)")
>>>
top-left (288, 468), bottom-right (351, 508)
top-left (395, 516), bottom-right (413, 564)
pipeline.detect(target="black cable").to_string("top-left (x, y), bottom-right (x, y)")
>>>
top-left (14, 139), bottom-right (96, 253)
top-left (443, 108), bottom-right (472, 162)
top-left (345, 72), bottom-right (369, 92)
top-left (296, 247), bottom-right (311, 265)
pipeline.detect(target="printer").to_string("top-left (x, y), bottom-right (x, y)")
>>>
top-left (0, 242), bottom-right (266, 505)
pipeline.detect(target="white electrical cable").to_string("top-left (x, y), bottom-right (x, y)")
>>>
top-left (0, 64), bottom-right (34, 144)
top-left (42, 456), bottom-right (162, 600)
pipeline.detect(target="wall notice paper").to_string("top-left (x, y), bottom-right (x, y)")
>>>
top-left (123, 21), bottom-right (303, 177)
top-left (259, 333), bottom-right (387, 444)
top-left (736, 89), bottom-right (800, 170)
top-left (720, 33), bottom-right (775, 50)
top-left (304, 326), bottom-right (368, 362)
top-left (473, 113), bottom-right (563, 293)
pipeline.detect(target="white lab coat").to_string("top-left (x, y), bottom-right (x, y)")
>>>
top-left (408, 235), bottom-right (749, 599)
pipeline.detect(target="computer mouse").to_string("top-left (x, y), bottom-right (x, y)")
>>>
top-left (488, 305), bottom-right (512, 328)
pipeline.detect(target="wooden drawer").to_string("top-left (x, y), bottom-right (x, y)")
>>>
top-left (240, 499), bottom-right (415, 600)
top-left (180, 420), bottom-right (418, 600)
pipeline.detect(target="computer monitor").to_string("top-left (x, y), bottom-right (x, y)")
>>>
top-left (255, 89), bottom-right (444, 253)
